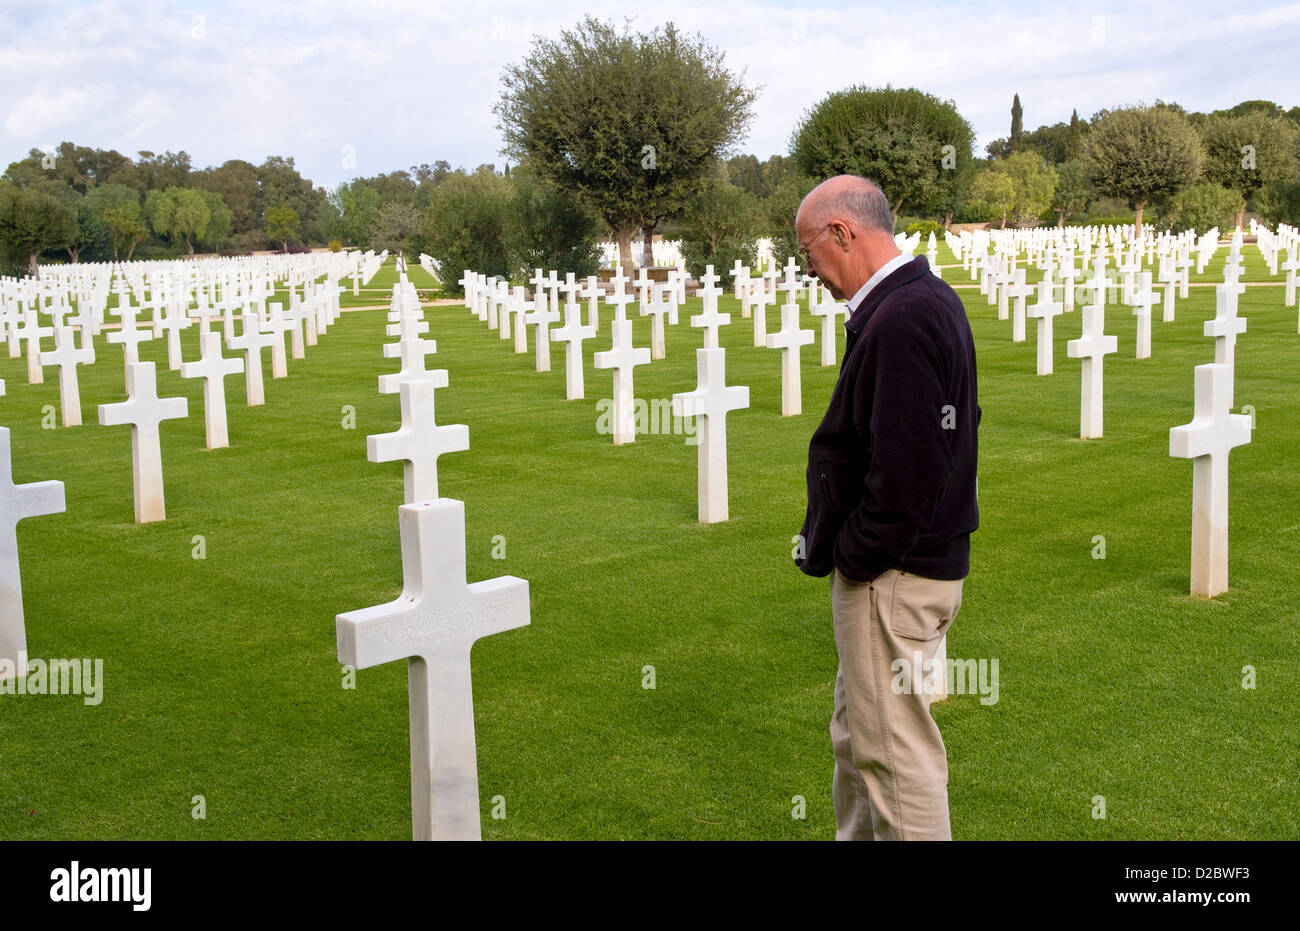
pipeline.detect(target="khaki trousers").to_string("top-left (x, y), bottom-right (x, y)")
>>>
top-left (830, 567), bottom-right (963, 840)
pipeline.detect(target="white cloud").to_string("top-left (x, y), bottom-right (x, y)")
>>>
top-left (0, 0), bottom-right (1294, 187)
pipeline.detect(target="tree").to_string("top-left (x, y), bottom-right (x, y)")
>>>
top-left (999, 151), bottom-right (1057, 224)
top-left (497, 16), bottom-right (757, 268)
top-left (1084, 105), bottom-right (1203, 231)
top-left (760, 173), bottom-right (818, 266)
top-left (1252, 179), bottom-right (1300, 227)
top-left (1068, 109), bottom-right (1085, 160)
top-left (1051, 160), bottom-right (1093, 227)
top-left (264, 204), bottom-right (301, 252)
top-left (503, 165), bottom-right (603, 279)
top-left (0, 182), bottom-right (77, 276)
top-left (326, 179), bottom-right (381, 247)
top-left (1010, 93), bottom-right (1024, 151)
top-left (257, 156), bottom-right (328, 242)
top-left (145, 187), bottom-right (210, 254)
top-left (369, 201), bottom-right (422, 258)
top-left (1199, 112), bottom-right (1299, 228)
top-left (790, 85), bottom-right (975, 222)
top-left (421, 170), bottom-right (513, 291)
top-left (61, 192), bottom-right (99, 263)
top-left (194, 159), bottom-right (261, 234)
top-left (198, 190), bottom-right (231, 251)
top-left (88, 184), bottom-right (148, 260)
top-left (967, 167), bottom-right (1016, 228)
top-left (677, 179), bottom-right (760, 285)
top-left (1162, 182), bottom-right (1244, 234)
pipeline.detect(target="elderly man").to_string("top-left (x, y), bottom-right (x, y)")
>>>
top-left (793, 175), bottom-right (979, 840)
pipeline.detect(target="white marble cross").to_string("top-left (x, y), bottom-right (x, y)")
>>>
top-left (750, 285), bottom-right (772, 348)
top-left (1281, 247), bottom-right (1298, 311)
top-left (1204, 285), bottom-right (1247, 410)
top-left (17, 311), bottom-right (53, 385)
top-left (98, 361), bottom-right (189, 524)
top-left (690, 265), bottom-right (729, 349)
top-left (336, 497), bottom-right (529, 840)
top-left (1065, 302), bottom-right (1118, 439)
top-left (672, 348), bottom-right (749, 523)
top-left (380, 335), bottom-right (439, 396)
top-left (1128, 271), bottom-right (1159, 360)
top-left (810, 295), bottom-right (842, 366)
top-left (1169, 363), bottom-right (1252, 597)
top-left (180, 332), bottom-right (244, 449)
top-left (1006, 268), bottom-right (1033, 342)
top-left (604, 266), bottom-right (636, 324)
top-left (1158, 257), bottom-right (1179, 323)
top-left (524, 295), bottom-right (560, 373)
top-left (0, 427), bottom-right (65, 680)
top-left (593, 318), bottom-right (651, 445)
top-left (766, 302), bottom-right (815, 416)
top-left (106, 298), bottom-right (154, 380)
top-left (1059, 256), bottom-right (1078, 313)
top-left (551, 291), bottom-right (597, 400)
top-left (39, 324), bottom-right (94, 427)
top-left (227, 311), bottom-right (272, 406)
top-left (157, 300), bottom-right (191, 370)
top-left (368, 378), bottom-right (468, 504)
top-left (580, 275), bottom-right (602, 332)
top-left (641, 285), bottom-right (673, 360)
top-left (511, 288), bottom-right (530, 355)
top-left (1027, 280), bottom-right (1062, 375)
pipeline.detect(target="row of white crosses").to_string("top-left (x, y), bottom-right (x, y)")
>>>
top-left (338, 268), bottom-right (530, 841)
top-left (0, 254), bottom-right (362, 681)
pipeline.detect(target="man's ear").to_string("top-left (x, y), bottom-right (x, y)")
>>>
top-left (834, 226), bottom-right (848, 248)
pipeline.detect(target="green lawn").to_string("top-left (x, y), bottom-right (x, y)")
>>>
top-left (1, 246), bottom-right (1295, 840)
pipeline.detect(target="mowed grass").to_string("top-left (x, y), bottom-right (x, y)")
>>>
top-left (0, 246), bottom-right (1296, 840)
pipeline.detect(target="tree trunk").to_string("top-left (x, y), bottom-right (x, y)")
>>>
top-left (641, 223), bottom-right (655, 268)
top-left (1058, 211), bottom-right (1066, 229)
top-left (67, 245), bottom-right (81, 263)
top-left (890, 202), bottom-right (902, 232)
top-left (1000, 210), bottom-right (1008, 230)
top-left (1134, 201), bottom-right (1145, 235)
top-left (1235, 208), bottom-right (1245, 230)
top-left (127, 239), bottom-right (138, 261)
top-left (614, 226), bottom-right (636, 271)
top-left (186, 236), bottom-right (195, 256)
top-left (29, 253), bottom-right (40, 279)
top-left (944, 210), bottom-right (953, 229)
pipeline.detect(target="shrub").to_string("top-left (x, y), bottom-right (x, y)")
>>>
top-left (1161, 182), bottom-right (1245, 234)
top-left (328, 239), bottom-right (343, 253)
top-left (678, 181), bottom-right (760, 285)
top-left (905, 219), bottom-right (944, 238)
top-left (421, 171), bottom-right (512, 295)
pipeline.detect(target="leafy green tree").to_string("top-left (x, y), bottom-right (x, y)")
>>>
top-left (677, 179), bottom-right (760, 285)
top-left (198, 190), bottom-right (231, 251)
top-left (967, 167), bottom-right (1016, 228)
top-left (264, 204), bottom-right (301, 252)
top-left (88, 184), bottom-right (148, 260)
top-left (194, 159), bottom-right (261, 234)
top-left (1051, 160), bottom-right (1094, 227)
top-left (1010, 93), bottom-right (1024, 150)
top-left (496, 16), bottom-right (757, 268)
top-left (1084, 104), bottom-right (1203, 230)
top-left (761, 173), bottom-right (818, 267)
top-left (1199, 112), bottom-right (1299, 228)
top-left (0, 182), bottom-right (77, 276)
top-left (145, 186), bottom-right (210, 254)
top-left (369, 201), bottom-right (422, 258)
top-left (326, 179), bottom-right (381, 247)
top-left (421, 170), bottom-right (513, 291)
top-left (1162, 182), bottom-right (1244, 234)
top-left (1252, 179), bottom-right (1300, 226)
top-left (1001, 150), bottom-right (1058, 223)
top-left (790, 85), bottom-right (975, 222)
top-left (257, 156), bottom-right (328, 242)
top-left (503, 165), bottom-right (603, 279)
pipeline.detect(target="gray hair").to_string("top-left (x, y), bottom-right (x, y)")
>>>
top-left (805, 176), bottom-right (894, 234)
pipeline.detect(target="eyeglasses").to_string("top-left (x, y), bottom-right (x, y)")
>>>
top-left (798, 224), bottom-right (833, 262)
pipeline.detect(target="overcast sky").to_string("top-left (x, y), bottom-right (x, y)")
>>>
top-left (1, 0), bottom-right (1296, 191)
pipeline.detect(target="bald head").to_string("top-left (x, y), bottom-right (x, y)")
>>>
top-left (797, 175), bottom-right (894, 234)
top-left (794, 175), bottom-right (900, 301)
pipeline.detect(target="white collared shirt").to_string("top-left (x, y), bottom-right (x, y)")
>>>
top-left (846, 252), bottom-right (911, 320)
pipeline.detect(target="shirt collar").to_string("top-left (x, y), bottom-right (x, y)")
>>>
top-left (846, 252), bottom-right (911, 319)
